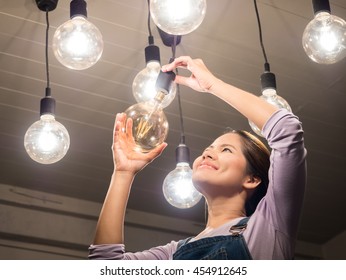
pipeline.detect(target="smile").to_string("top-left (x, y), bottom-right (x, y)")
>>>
top-left (198, 161), bottom-right (218, 170)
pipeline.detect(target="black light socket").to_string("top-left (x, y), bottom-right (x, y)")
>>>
top-left (145, 44), bottom-right (160, 64)
top-left (260, 72), bottom-right (276, 91)
top-left (40, 96), bottom-right (56, 116)
top-left (176, 143), bottom-right (190, 164)
top-left (156, 70), bottom-right (176, 95)
top-left (35, 0), bottom-right (59, 12)
top-left (312, 0), bottom-right (331, 15)
top-left (157, 27), bottom-right (182, 47)
top-left (70, 0), bottom-right (87, 18)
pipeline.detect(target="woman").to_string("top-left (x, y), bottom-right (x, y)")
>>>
top-left (89, 56), bottom-right (307, 260)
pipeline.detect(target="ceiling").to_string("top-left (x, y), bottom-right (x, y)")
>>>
top-left (1, 0), bottom-right (345, 247)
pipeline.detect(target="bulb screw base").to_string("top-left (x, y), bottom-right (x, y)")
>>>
top-left (156, 70), bottom-right (176, 95)
top-left (35, 0), bottom-right (59, 12)
top-left (176, 143), bottom-right (190, 164)
top-left (312, 0), bottom-right (331, 15)
top-left (70, 0), bottom-right (87, 18)
top-left (261, 72), bottom-right (276, 91)
top-left (145, 44), bottom-right (160, 64)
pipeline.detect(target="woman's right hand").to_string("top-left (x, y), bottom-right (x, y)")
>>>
top-left (162, 56), bottom-right (221, 93)
top-left (112, 113), bottom-right (167, 174)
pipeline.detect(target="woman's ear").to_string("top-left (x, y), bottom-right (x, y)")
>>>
top-left (243, 175), bottom-right (261, 190)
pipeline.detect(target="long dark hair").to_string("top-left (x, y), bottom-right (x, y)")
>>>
top-left (225, 129), bottom-right (270, 216)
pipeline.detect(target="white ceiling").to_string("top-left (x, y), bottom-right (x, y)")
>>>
top-left (1, 0), bottom-right (346, 247)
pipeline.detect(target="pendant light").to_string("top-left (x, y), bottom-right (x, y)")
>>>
top-left (52, 0), bottom-right (103, 70)
top-left (25, 0), bottom-right (70, 164)
top-left (162, 142), bottom-right (202, 209)
top-left (150, 0), bottom-right (207, 35)
top-left (132, 0), bottom-right (176, 108)
top-left (249, 0), bottom-right (292, 137)
top-left (248, 64), bottom-right (292, 136)
top-left (162, 97), bottom-right (202, 208)
top-left (303, 0), bottom-right (346, 64)
top-left (162, 38), bottom-right (202, 209)
top-left (125, 26), bottom-right (179, 153)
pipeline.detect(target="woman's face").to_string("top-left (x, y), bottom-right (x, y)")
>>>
top-left (192, 133), bottom-right (248, 196)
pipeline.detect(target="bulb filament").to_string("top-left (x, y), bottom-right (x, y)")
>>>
top-left (135, 91), bottom-right (165, 139)
top-left (136, 116), bottom-right (154, 139)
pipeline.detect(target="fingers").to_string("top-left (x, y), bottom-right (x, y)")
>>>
top-left (125, 116), bottom-right (133, 139)
top-left (114, 113), bottom-right (126, 135)
top-left (162, 56), bottom-right (195, 87)
top-left (162, 56), bottom-right (196, 72)
top-left (173, 75), bottom-right (192, 87)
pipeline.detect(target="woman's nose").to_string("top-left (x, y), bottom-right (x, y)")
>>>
top-left (202, 149), bottom-right (215, 160)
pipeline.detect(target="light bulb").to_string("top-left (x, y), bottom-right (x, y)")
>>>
top-left (249, 72), bottom-right (292, 137)
top-left (163, 162), bottom-right (202, 209)
top-left (125, 92), bottom-right (169, 152)
top-left (163, 144), bottom-right (202, 209)
top-left (150, 0), bottom-right (207, 35)
top-left (24, 114), bottom-right (70, 164)
top-left (302, 4), bottom-right (346, 64)
top-left (52, 0), bottom-right (103, 70)
top-left (132, 61), bottom-right (177, 108)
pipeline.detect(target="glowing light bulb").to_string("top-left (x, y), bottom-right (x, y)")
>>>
top-left (302, 3), bottom-right (346, 64)
top-left (150, 0), bottom-right (207, 35)
top-left (52, 0), bottom-right (103, 70)
top-left (133, 61), bottom-right (176, 108)
top-left (249, 72), bottom-right (292, 137)
top-left (24, 114), bottom-right (70, 164)
top-left (125, 92), bottom-right (169, 152)
top-left (162, 144), bottom-right (202, 209)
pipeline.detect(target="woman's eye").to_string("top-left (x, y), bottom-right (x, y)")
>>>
top-left (222, 148), bottom-right (232, 153)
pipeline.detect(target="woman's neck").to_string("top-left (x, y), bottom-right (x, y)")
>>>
top-left (205, 197), bottom-right (246, 229)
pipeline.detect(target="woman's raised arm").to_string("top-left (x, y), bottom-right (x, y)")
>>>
top-left (92, 113), bottom-right (167, 245)
top-left (162, 56), bottom-right (278, 130)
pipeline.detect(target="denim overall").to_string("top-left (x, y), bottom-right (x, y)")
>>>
top-left (173, 217), bottom-right (252, 260)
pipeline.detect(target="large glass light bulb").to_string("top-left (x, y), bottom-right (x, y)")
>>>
top-left (163, 162), bottom-right (202, 209)
top-left (150, 0), bottom-right (207, 35)
top-left (53, 15), bottom-right (103, 70)
top-left (249, 88), bottom-right (292, 137)
top-left (24, 114), bottom-right (70, 164)
top-left (133, 61), bottom-right (177, 108)
top-left (125, 92), bottom-right (169, 152)
top-left (303, 11), bottom-right (346, 64)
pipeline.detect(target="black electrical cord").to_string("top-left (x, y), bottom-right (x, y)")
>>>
top-left (170, 36), bottom-right (185, 144)
top-left (147, 0), bottom-right (152, 37)
top-left (45, 9), bottom-right (51, 96)
top-left (147, 0), bottom-right (154, 43)
top-left (41, 8), bottom-right (55, 116)
top-left (253, 0), bottom-right (270, 71)
top-left (171, 35), bottom-right (177, 60)
top-left (176, 71), bottom-right (185, 144)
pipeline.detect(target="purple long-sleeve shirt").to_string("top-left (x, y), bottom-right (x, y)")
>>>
top-left (89, 109), bottom-right (307, 260)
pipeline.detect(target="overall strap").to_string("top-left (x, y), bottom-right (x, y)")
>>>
top-left (229, 217), bottom-right (250, 236)
top-left (176, 237), bottom-right (192, 250)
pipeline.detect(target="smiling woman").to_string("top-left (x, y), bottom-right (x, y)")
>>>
top-left (88, 56), bottom-right (307, 260)
top-left (193, 129), bottom-right (270, 216)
